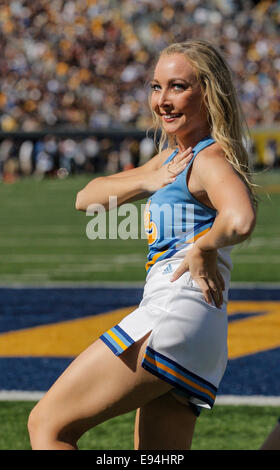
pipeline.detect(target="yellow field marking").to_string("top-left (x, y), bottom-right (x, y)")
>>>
top-left (228, 301), bottom-right (280, 359)
top-left (1, 301), bottom-right (280, 359)
top-left (0, 306), bottom-right (134, 357)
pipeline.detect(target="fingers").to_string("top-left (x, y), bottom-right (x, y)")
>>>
top-left (208, 278), bottom-right (223, 308)
top-left (194, 275), bottom-right (223, 308)
top-left (174, 146), bottom-right (193, 164)
top-left (167, 159), bottom-right (189, 177)
top-left (211, 269), bottom-right (225, 307)
top-left (166, 147), bottom-right (193, 180)
top-left (169, 258), bottom-right (225, 309)
top-left (170, 261), bottom-right (189, 282)
top-left (216, 269), bottom-right (225, 291)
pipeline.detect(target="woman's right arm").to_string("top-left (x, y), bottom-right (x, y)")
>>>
top-left (75, 153), bottom-right (161, 211)
top-left (75, 171), bottom-right (150, 211)
top-left (75, 147), bottom-right (192, 211)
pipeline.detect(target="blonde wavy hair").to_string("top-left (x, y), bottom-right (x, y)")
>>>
top-left (148, 39), bottom-right (258, 208)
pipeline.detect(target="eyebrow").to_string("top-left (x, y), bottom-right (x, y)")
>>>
top-left (151, 78), bottom-right (189, 83)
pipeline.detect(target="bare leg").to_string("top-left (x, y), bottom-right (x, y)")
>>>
top-left (134, 393), bottom-right (197, 450)
top-left (28, 334), bottom-right (173, 450)
top-left (260, 421), bottom-right (280, 450)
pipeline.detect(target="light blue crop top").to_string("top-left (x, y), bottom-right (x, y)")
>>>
top-left (144, 136), bottom-right (216, 272)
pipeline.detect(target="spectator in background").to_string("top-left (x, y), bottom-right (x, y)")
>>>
top-left (0, 139), bottom-right (13, 178)
top-left (18, 140), bottom-right (33, 176)
top-left (82, 136), bottom-right (100, 173)
top-left (0, 0), bottom-right (279, 133)
top-left (139, 136), bottom-right (156, 166)
top-left (0, 0), bottom-right (279, 180)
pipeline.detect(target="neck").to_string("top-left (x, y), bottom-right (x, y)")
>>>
top-left (176, 126), bottom-right (211, 151)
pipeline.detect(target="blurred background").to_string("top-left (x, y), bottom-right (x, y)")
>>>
top-left (0, 0), bottom-right (279, 182)
top-left (0, 0), bottom-right (280, 451)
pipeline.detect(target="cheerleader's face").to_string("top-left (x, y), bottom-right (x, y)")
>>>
top-left (150, 53), bottom-right (209, 139)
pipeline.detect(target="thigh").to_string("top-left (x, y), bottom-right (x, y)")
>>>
top-left (134, 392), bottom-right (197, 450)
top-left (32, 333), bottom-right (172, 442)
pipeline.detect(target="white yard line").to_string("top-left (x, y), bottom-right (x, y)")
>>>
top-left (0, 390), bottom-right (280, 405)
top-left (0, 391), bottom-right (46, 401)
top-left (216, 395), bottom-right (280, 406)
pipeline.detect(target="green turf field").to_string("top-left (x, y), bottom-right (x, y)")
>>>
top-left (0, 169), bottom-right (279, 284)
top-left (1, 169), bottom-right (280, 451)
top-left (1, 401), bottom-right (280, 450)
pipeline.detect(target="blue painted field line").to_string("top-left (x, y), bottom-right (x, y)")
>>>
top-left (1, 286), bottom-right (280, 334)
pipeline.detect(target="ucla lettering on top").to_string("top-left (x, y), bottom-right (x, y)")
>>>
top-left (144, 200), bottom-right (195, 244)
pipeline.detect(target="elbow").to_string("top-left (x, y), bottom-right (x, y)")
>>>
top-left (230, 211), bottom-right (256, 239)
top-left (75, 177), bottom-right (104, 211)
top-left (75, 191), bottom-right (87, 211)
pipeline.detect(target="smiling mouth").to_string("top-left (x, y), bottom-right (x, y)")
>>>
top-left (161, 113), bottom-right (183, 122)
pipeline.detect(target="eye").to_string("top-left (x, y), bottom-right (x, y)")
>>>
top-left (172, 83), bottom-right (186, 90)
top-left (150, 83), bottom-right (161, 91)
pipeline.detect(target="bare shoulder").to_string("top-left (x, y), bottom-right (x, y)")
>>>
top-left (192, 142), bottom-right (233, 176)
top-left (191, 141), bottom-right (248, 199)
top-left (195, 142), bottom-right (227, 164)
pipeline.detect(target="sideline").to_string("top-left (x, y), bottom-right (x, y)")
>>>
top-left (1, 390), bottom-right (280, 406)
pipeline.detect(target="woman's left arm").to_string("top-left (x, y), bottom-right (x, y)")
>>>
top-left (170, 148), bottom-right (256, 307)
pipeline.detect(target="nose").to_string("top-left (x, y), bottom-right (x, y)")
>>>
top-left (158, 88), bottom-right (172, 108)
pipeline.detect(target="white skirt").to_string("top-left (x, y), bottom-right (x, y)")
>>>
top-left (100, 245), bottom-right (232, 410)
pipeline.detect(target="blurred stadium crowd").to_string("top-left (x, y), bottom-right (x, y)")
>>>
top-left (0, 0), bottom-right (279, 179)
top-left (0, 134), bottom-right (155, 181)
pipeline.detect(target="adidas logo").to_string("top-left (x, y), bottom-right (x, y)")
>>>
top-left (162, 263), bottom-right (173, 275)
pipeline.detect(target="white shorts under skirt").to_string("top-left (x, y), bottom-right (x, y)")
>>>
top-left (100, 246), bottom-right (231, 410)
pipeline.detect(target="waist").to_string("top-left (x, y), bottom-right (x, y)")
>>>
top-left (146, 244), bottom-right (233, 277)
top-left (144, 246), bottom-right (232, 305)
